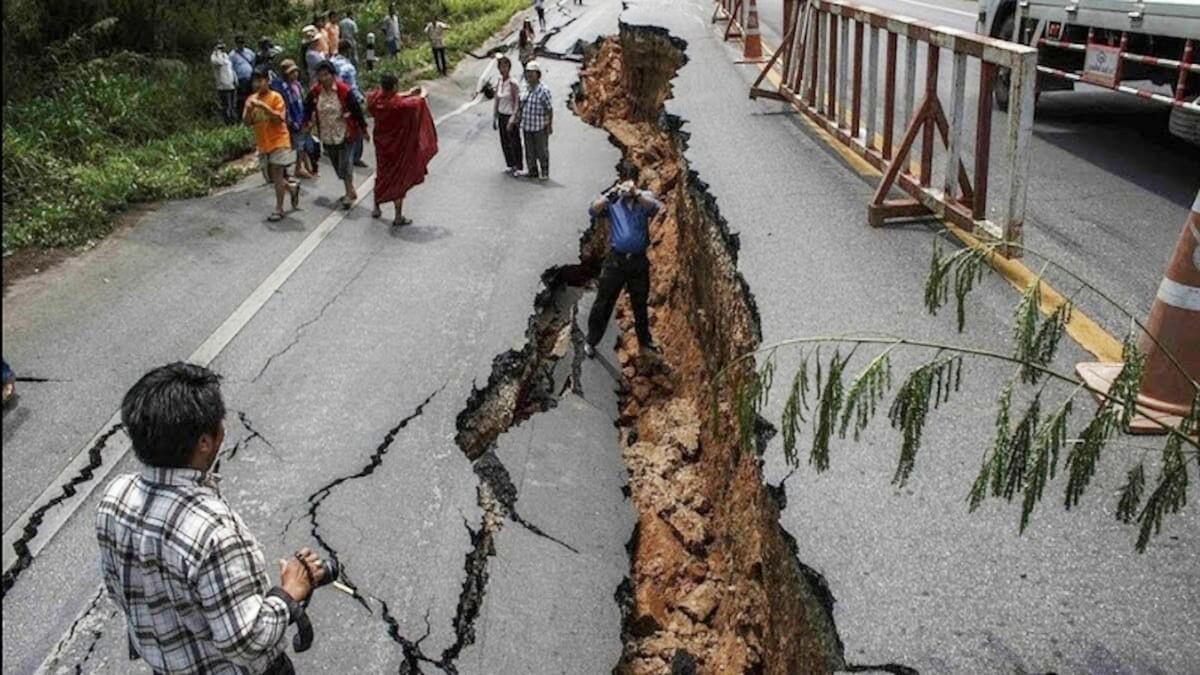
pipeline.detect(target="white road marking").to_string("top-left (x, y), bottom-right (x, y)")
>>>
top-left (2, 90), bottom-right (487, 580)
top-left (878, 0), bottom-right (976, 19)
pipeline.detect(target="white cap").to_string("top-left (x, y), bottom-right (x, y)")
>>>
top-left (524, 61), bottom-right (542, 73)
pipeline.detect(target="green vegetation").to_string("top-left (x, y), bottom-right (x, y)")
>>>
top-left (2, 0), bottom-right (528, 254)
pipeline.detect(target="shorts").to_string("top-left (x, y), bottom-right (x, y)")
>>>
top-left (260, 147), bottom-right (297, 167)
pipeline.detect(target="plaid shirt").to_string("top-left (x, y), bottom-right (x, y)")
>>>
top-left (97, 467), bottom-right (291, 674)
top-left (519, 82), bottom-right (553, 132)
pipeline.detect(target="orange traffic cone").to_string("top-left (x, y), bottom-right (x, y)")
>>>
top-left (1076, 190), bottom-right (1200, 434)
top-left (743, 0), bottom-right (763, 59)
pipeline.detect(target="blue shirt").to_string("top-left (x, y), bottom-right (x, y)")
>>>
top-left (230, 48), bottom-right (255, 83)
top-left (592, 193), bottom-right (661, 254)
top-left (330, 55), bottom-right (357, 89)
top-left (271, 76), bottom-right (305, 131)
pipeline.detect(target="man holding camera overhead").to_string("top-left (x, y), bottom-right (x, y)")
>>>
top-left (96, 363), bottom-right (326, 674)
top-left (584, 172), bottom-right (665, 361)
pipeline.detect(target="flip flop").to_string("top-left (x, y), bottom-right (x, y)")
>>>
top-left (391, 217), bottom-right (413, 227)
top-left (371, 206), bottom-right (382, 218)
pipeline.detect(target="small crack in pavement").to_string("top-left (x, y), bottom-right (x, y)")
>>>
top-left (299, 387), bottom-right (446, 664)
top-left (253, 254), bottom-right (376, 383)
top-left (1, 423), bottom-right (125, 598)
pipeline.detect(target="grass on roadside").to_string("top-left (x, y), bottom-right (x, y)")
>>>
top-left (2, 0), bottom-right (530, 255)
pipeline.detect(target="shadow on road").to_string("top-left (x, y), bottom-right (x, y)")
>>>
top-left (1033, 90), bottom-right (1200, 209)
top-left (389, 225), bottom-right (453, 243)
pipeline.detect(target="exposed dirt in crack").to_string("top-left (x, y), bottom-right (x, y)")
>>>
top-left (573, 25), bottom-right (851, 674)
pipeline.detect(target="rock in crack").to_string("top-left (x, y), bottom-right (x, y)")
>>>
top-left (572, 24), bottom-right (913, 673)
top-left (1, 423), bottom-right (125, 597)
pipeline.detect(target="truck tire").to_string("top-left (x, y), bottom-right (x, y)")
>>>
top-left (1168, 101), bottom-right (1200, 147)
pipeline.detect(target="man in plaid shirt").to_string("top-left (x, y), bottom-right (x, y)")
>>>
top-left (511, 61), bottom-right (553, 180)
top-left (97, 363), bottom-right (325, 674)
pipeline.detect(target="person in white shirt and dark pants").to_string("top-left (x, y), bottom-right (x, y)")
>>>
top-left (493, 55), bottom-right (524, 175)
top-left (210, 42), bottom-right (237, 124)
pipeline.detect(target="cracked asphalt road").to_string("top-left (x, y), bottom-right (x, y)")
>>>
top-left (2, 6), bottom-right (634, 671)
top-left (3, 0), bottom-right (1197, 672)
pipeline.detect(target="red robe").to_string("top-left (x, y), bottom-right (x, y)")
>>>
top-left (367, 89), bottom-right (438, 203)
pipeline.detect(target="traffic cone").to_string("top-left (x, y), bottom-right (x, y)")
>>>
top-left (1076, 190), bottom-right (1200, 434)
top-left (743, 0), bottom-right (763, 59)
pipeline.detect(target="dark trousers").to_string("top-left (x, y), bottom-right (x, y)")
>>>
top-left (235, 80), bottom-right (251, 120)
top-left (523, 129), bottom-right (549, 178)
top-left (217, 89), bottom-right (236, 124)
top-left (432, 47), bottom-right (448, 74)
top-left (536, 6), bottom-right (546, 28)
top-left (587, 252), bottom-right (652, 349)
top-left (497, 113), bottom-right (523, 170)
top-left (351, 134), bottom-right (364, 165)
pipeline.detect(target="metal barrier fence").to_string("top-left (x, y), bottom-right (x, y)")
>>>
top-left (749, 0), bottom-right (1039, 254)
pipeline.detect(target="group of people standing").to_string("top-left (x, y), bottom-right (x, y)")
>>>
top-left (233, 8), bottom-right (439, 227)
top-left (492, 54), bottom-right (553, 180)
top-left (491, 15), bottom-right (555, 180)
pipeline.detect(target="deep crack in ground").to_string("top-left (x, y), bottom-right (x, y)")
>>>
top-left (572, 24), bottom-right (915, 672)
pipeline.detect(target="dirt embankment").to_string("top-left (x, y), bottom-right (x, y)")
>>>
top-left (573, 25), bottom-right (844, 675)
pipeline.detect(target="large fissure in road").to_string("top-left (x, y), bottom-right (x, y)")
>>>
top-left (574, 24), bottom-right (861, 673)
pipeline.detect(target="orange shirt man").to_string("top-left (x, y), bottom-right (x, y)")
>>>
top-left (244, 70), bottom-right (298, 220)
top-left (324, 13), bottom-right (340, 57)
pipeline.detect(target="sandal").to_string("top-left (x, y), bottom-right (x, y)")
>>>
top-left (371, 206), bottom-right (382, 218)
top-left (392, 217), bottom-right (413, 227)
top-left (267, 212), bottom-right (284, 222)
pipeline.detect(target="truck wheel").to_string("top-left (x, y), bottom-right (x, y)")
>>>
top-left (1168, 100), bottom-right (1200, 147)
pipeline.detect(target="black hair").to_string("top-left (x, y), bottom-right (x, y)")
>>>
top-left (251, 66), bottom-right (270, 82)
top-left (316, 60), bottom-right (337, 75)
top-left (338, 39), bottom-right (354, 54)
top-left (381, 73), bottom-right (398, 91)
top-left (121, 363), bottom-right (225, 468)
top-left (328, 9), bottom-right (338, 17)
top-left (617, 159), bottom-right (639, 182)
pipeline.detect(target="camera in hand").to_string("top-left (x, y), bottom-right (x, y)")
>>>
top-left (312, 558), bottom-right (339, 589)
top-left (291, 554), bottom-right (340, 653)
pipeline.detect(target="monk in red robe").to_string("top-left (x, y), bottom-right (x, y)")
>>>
top-left (368, 74), bottom-right (438, 227)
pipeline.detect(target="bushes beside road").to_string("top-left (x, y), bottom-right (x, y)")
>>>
top-left (3, 53), bottom-right (256, 251)
top-left (2, 0), bottom-right (529, 254)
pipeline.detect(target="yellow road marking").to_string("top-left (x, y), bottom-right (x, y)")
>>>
top-left (752, 35), bottom-right (1123, 362)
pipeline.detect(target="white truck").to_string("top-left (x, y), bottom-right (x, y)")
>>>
top-left (976, 0), bottom-right (1200, 144)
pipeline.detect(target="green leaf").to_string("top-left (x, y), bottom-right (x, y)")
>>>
top-left (1115, 463), bottom-right (1145, 524)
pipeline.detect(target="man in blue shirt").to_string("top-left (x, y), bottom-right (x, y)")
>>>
top-left (230, 35), bottom-right (257, 117)
top-left (584, 177), bottom-right (663, 359)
